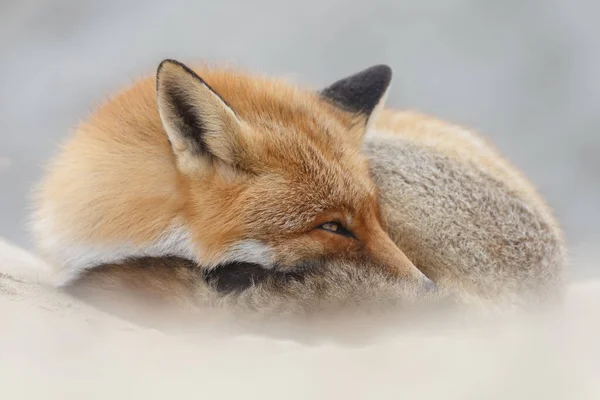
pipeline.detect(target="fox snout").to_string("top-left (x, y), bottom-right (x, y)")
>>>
top-left (365, 227), bottom-right (436, 294)
top-left (401, 265), bottom-right (437, 296)
top-left (396, 264), bottom-right (437, 296)
top-left (421, 276), bottom-right (437, 294)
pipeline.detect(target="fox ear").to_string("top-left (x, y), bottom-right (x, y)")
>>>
top-left (156, 59), bottom-right (245, 174)
top-left (320, 65), bottom-right (392, 141)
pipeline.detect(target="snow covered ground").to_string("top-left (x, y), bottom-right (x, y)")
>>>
top-left (1, 237), bottom-right (599, 400)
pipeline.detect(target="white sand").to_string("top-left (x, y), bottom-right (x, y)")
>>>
top-left (1, 237), bottom-right (598, 400)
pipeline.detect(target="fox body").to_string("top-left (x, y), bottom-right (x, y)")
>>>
top-left (31, 60), bottom-right (565, 316)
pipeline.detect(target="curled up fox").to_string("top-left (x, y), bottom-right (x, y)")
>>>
top-left (30, 59), bottom-right (567, 317)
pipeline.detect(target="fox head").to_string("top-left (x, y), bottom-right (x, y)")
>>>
top-left (155, 59), bottom-right (433, 293)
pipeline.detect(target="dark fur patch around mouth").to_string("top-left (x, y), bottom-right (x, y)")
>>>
top-left (203, 261), bottom-right (305, 294)
top-left (73, 256), bottom-right (307, 297)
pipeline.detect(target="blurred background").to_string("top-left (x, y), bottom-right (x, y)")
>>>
top-left (1, 0), bottom-right (598, 278)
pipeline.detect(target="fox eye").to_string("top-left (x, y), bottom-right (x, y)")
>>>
top-left (319, 221), bottom-right (355, 238)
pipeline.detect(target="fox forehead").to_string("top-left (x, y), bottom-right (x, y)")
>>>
top-left (181, 66), bottom-right (359, 144)
top-left (183, 66), bottom-right (378, 201)
top-left (193, 67), bottom-right (344, 122)
top-left (252, 134), bottom-right (372, 187)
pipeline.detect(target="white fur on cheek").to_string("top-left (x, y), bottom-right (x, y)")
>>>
top-left (209, 240), bottom-right (275, 269)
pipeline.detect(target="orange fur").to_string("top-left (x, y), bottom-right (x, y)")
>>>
top-left (32, 61), bottom-right (430, 288)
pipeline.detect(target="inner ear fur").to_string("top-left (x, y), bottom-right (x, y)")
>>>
top-left (156, 59), bottom-right (247, 174)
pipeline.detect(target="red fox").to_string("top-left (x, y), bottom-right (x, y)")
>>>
top-left (30, 60), bottom-right (566, 316)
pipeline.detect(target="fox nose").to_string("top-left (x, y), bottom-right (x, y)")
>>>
top-left (421, 276), bottom-right (437, 294)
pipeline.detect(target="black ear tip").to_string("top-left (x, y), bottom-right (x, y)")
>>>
top-left (368, 64), bottom-right (393, 80)
top-left (320, 64), bottom-right (394, 115)
top-left (362, 64), bottom-right (393, 88)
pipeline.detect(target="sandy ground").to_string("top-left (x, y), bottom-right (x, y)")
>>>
top-left (1, 237), bottom-right (599, 400)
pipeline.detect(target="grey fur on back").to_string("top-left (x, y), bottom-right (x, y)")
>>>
top-left (363, 132), bottom-right (566, 308)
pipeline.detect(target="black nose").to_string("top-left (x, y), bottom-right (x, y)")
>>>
top-left (422, 277), bottom-right (437, 294)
